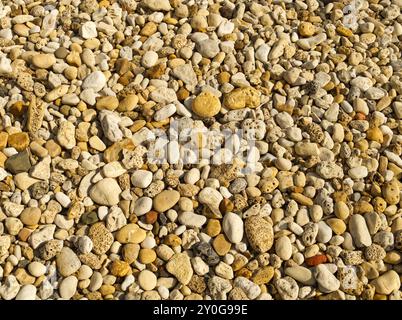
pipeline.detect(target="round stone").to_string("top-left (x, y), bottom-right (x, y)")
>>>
top-left (138, 270), bottom-right (157, 291)
top-left (192, 92), bottom-right (221, 118)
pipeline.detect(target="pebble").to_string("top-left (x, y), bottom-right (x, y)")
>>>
top-left (192, 92), bottom-right (221, 118)
top-left (314, 264), bottom-right (340, 293)
top-left (82, 71), bottom-right (107, 93)
top-left (166, 253), bottom-right (193, 285)
top-left (131, 170), bottom-right (153, 188)
top-left (153, 190), bottom-right (180, 213)
top-left (32, 54), bottom-right (56, 69)
top-left (349, 215), bottom-right (372, 248)
top-left (27, 262), bottom-right (46, 277)
top-left (15, 285), bottom-right (36, 300)
top-left (89, 178), bottom-right (121, 206)
top-left (138, 270), bottom-right (157, 291)
top-left (222, 212), bottom-right (244, 244)
top-left (56, 247), bottom-right (81, 277)
top-left (245, 216), bottom-right (274, 253)
top-left (59, 276), bottom-right (78, 299)
top-left (275, 236), bottom-right (292, 260)
top-left (371, 270), bottom-right (401, 295)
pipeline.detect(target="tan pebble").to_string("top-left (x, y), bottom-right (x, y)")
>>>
top-left (139, 248), bottom-right (157, 264)
top-left (89, 136), bottom-right (106, 151)
top-left (383, 179), bottom-right (400, 205)
top-left (212, 234), bottom-right (231, 256)
top-left (334, 201), bottom-right (349, 220)
top-left (7, 132), bottom-right (30, 151)
top-left (326, 218), bottom-right (346, 235)
top-left (366, 127), bottom-right (383, 143)
top-left (252, 266), bottom-right (275, 285)
top-left (115, 224), bottom-right (146, 244)
top-left (205, 219), bottom-right (221, 237)
top-left (110, 260), bottom-right (131, 277)
top-left (245, 215), bottom-right (274, 253)
top-left (88, 223), bottom-right (114, 254)
top-left (32, 54), bottom-right (56, 69)
top-left (96, 96), bottom-right (119, 111)
top-left (384, 251), bottom-right (402, 264)
top-left (122, 243), bottom-right (140, 264)
top-left (0, 132), bottom-right (8, 150)
top-left (192, 91), bottom-right (221, 118)
top-left (166, 253), bottom-right (193, 285)
top-left (164, 234), bottom-right (182, 247)
top-left (118, 94), bottom-right (139, 112)
top-left (20, 207), bottom-right (41, 226)
top-left (45, 140), bottom-right (62, 157)
top-left (290, 193), bottom-right (313, 206)
top-left (298, 22), bottom-right (316, 37)
top-left (223, 87), bottom-right (261, 110)
top-left (153, 190), bottom-right (180, 212)
top-left (371, 270), bottom-right (400, 295)
top-left (100, 284), bottom-right (115, 296)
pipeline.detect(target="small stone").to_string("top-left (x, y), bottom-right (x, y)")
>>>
top-left (178, 212), bottom-right (207, 228)
top-left (275, 236), bottom-right (292, 260)
top-left (89, 178), bottom-right (121, 206)
top-left (192, 91), bottom-right (221, 118)
top-left (153, 190), bottom-right (180, 212)
top-left (196, 39), bottom-right (220, 58)
top-left (32, 54), bottom-right (56, 69)
top-left (7, 132), bottom-right (29, 151)
top-left (275, 277), bottom-right (299, 300)
top-left (198, 187), bottom-right (223, 216)
top-left (212, 234), bottom-right (232, 256)
top-left (298, 22), bottom-right (316, 37)
top-left (252, 266), bottom-right (275, 285)
top-left (349, 214), bottom-right (372, 248)
top-left (138, 270), bottom-right (157, 291)
top-left (38, 240), bottom-right (63, 260)
top-left (56, 247), bottom-right (81, 277)
top-left (134, 197), bottom-right (153, 216)
top-left (371, 270), bottom-right (401, 295)
top-left (166, 253), bottom-right (193, 285)
top-left (285, 266), bottom-right (315, 285)
top-left (20, 207), bottom-right (41, 226)
top-left (88, 223), bottom-right (114, 255)
top-left (115, 224), bottom-right (146, 244)
top-left (314, 264), bottom-right (340, 293)
top-left (80, 21), bottom-right (97, 39)
top-left (142, 0), bottom-right (172, 11)
top-left (117, 94), bottom-right (138, 112)
top-left (383, 179), bottom-right (400, 205)
top-left (138, 248), bottom-right (157, 264)
top-left (5, 150), bottom-right (31, 174)
top-left (15, 285), bottom-right (37, 300)
top-left (205, 219), bottom-right (221, 237)
top-left (141, 51), bottom-right (158, 68)
top-left (96, 96), bottom-right (119, 111)
top-left (222, 212), bottom-right (244, 244)
top-left (82, 71), bottom-right (107, 93)
top-left (131, 170), bottom-right (153, 188)
top-left (110, 260), bottom-right (130, 277)
top-left (57, 121), bottom-right (76, 150)
top-left (245, 215), bottom-right (274, 253)
top-left (223, 87), bottom-right (261, 110)
top-left (59, 276), bottom-right (78, 299)
top-left (29, 225), bottom-right (56, 249)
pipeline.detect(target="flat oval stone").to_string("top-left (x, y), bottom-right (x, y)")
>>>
top-left (153, 190), bottom-right (180, 212)
top-left (115, 224), bottom-right (146, 244)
